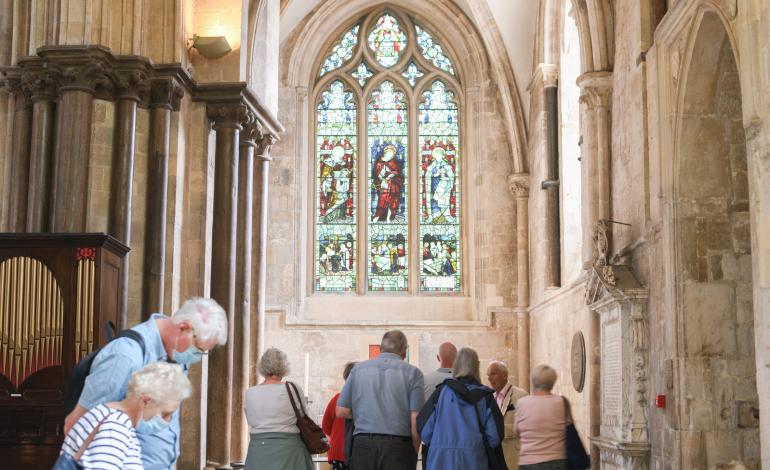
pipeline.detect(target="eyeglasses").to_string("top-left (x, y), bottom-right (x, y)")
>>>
top-left (191, 333), bottom-right (210, 356)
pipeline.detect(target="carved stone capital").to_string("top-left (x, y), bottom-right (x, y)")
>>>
top-left (508, 173), bottom-right (530, 198)
top-left (527, 63), bottom-right (558, 92)
top-left (149, 78), bottom-right (184, 110)
top-left (114, 69), bottom-right (150, 103)
top-left (4, 75), bottom-right (32, 109)
top-left (207, 103), bottom-right (248, 130)
top-left (577, 71), bottom-right (612, 109)
top-left (21, 67), bottom-right (60, 101)
top-left (55, 60), bottom-right (114, 97)
top-left (257, 133), bottom-right (277, 162)
top-left (240, 112), bottom-right (264, 147)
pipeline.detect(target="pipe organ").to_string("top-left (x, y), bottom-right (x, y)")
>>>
top-left (0, 234), bottom-right (127, 464)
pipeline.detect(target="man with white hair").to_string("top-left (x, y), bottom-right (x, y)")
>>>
top-left (63, 297), bottom-right (228, 470)
top-left (487, 360), bottom-right (528, 469)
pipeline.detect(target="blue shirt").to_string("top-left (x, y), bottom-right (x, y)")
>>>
top-left (338, 352), bottom-right (425, 436)
top-left (78, 314), bottom-right (185, 470)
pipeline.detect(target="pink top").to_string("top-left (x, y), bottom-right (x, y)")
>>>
top-left (514, 394), bottom-right (568, 465)
top-left (494, 382), bottom-right (512, 409)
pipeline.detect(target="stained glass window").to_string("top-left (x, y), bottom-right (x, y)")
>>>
top-left (368, 14), bottom-right (407, 68)
top-left (314, 11), bottom-right (462, 296)
top-left (368, 81), bottom-right (408, 291)
top-left (415, 25), bottom-right (455, 75)
top-left (351, 62), bottom-right (374, 87)
top-left (320, 25), bottom-right (360, 77)
top-left (402, 62), bottom-right (425, 87)
top-left (316, 81), bottom-right (357, 291)
top-left (419, 81), bottom-right (460, 291)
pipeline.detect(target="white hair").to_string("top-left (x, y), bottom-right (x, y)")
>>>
top-left (127, 362), bottom-right (191, 407)
top-left (258, 347), bottom-right (290, 377)
top-left (172, 297), bottom-right (228, 345)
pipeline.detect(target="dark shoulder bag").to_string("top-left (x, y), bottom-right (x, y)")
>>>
top-left (63, 329), bottom-right (145, 415)
top-left (562, 396), bottom-right (590, 469)
top-left (286, 381), bottom-right (330, 454)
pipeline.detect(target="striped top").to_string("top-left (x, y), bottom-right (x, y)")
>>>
top-left (61, 404), bottom-right (144, 470)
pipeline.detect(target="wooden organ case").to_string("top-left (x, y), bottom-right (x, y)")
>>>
top-left (0, 234), bottom-right (128, 465)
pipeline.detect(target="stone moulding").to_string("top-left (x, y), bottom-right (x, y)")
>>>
top-left (590, 436), bottom-right (651, 470)
top-left (0, 45), bottom-right (284, 139)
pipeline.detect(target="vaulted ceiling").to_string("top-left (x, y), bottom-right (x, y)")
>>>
top-left (280, 0), bottom-right (538, 114)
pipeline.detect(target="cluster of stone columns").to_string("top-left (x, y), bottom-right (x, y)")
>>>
top-left (0, 46), bottom-right (190, 327)
top-left (194, 85), bottom-right (281, 469)
top-left (1, 45), bottom-right (283, 469)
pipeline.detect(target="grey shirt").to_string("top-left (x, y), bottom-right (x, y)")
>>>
top-left (423, 367), bottom-right (452, 399)
top-left (338, 352), bottom-right (425, 436)
top-left (245, 383), bottom-right (309, 434)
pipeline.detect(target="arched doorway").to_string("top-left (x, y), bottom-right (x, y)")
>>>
top-left (675, 11), bottom-right (759, 468)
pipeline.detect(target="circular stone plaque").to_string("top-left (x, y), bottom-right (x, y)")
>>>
top-left (571, 331), bottom-right (586, 392)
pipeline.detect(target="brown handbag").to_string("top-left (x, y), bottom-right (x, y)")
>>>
top-left (285, 381), bottom-right (330, 454)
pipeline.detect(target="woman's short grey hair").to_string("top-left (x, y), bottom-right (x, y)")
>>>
top-left (531, 364), bottom-right (558, 392)
top-left (127, 362), bottom-right (191, 407)
top-left (172, 297), bottom-right (228, 346)
top-left (258, 347), bottom-right (290, 377)
top-left (380, 330), bottom-right (408, 355)
top-left (453, 347), bottom-right (481, 383)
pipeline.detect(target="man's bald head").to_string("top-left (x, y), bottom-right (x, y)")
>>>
top-left (437, 342), bottom-right (457, 368)
top-left (486, 361), bottom-right (509, 392)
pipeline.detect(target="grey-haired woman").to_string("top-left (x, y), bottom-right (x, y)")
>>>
top-left (244, 347), bottom-right (313, 470)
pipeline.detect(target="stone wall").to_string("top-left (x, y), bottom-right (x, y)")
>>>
top-left (529, 283), bottom-right (595, 448)
top-left (529, 0), bottom-right (769, 468)
top-left (265, 5), bottom-right (522, 415)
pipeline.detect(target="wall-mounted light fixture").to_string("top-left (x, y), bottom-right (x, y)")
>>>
top-left (190, 34), bottom-right (232, 59)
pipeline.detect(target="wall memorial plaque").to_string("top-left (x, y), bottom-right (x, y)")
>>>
top-left (571, 331), bottom-right (586, 392)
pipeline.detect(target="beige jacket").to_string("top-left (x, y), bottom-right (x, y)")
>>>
top-left (498, 383), bottom-right (529, 469)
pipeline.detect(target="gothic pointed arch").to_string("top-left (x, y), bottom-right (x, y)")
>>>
top-left (312, 8), bottom-right (462, 294)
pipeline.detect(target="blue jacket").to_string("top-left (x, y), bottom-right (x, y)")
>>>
top-left (419, 378), bottom-right (506, 470)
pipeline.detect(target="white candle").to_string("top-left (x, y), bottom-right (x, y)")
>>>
top-left (304, 352), bottom-right (310, 397)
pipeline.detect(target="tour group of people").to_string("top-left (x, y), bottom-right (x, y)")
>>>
top-left (249, 331), bottom-right (577, 470)
top-left (54, 298), bottom-right (576, 470)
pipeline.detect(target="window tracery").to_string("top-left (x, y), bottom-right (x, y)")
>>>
top-left (314, 9), bottom-right (462, 294)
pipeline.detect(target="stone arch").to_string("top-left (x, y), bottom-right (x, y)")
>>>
top-left (672, 8), bottom-right (759, 468)
top-left (248, 0), bottom-right (280, 112)
top-left (285, 0), bottom-right (527, 174)
top-left (537, 0), bottom-right (613, 74)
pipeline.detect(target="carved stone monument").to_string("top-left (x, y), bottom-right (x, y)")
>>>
top-left (585, 220), bottom-right (650, 469)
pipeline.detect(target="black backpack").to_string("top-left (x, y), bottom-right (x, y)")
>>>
top-left (62, 328), bottom-right (146, 415)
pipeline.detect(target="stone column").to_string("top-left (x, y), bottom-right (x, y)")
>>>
top-left (142, 77), bottom-right (182, 321)
top-left (542, 69), bottom-right (561, 288)
top-left (6, 78), bottom-right (32, 231)
top-left (253, 133), bottom-right (275, 374)
top-left (578, 72), bottom-right (613, 253)
top-left (509, 173), bottom-right (531, 390)
top-left (231, 114), bottom-right (259, 465)
top-left (48, 58), bottom-right (111, 232)
top-left (205, 102), bottom-right (245, 470)
top-left (24, 71), bottom-right (58, 232)
top-left (110, 68), bottom-right (149, 327)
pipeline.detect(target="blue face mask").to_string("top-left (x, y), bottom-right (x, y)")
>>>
top-left (173, 344), bottom-right (204, 365)
top-left (136, 414), bottom-right (170, 435)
